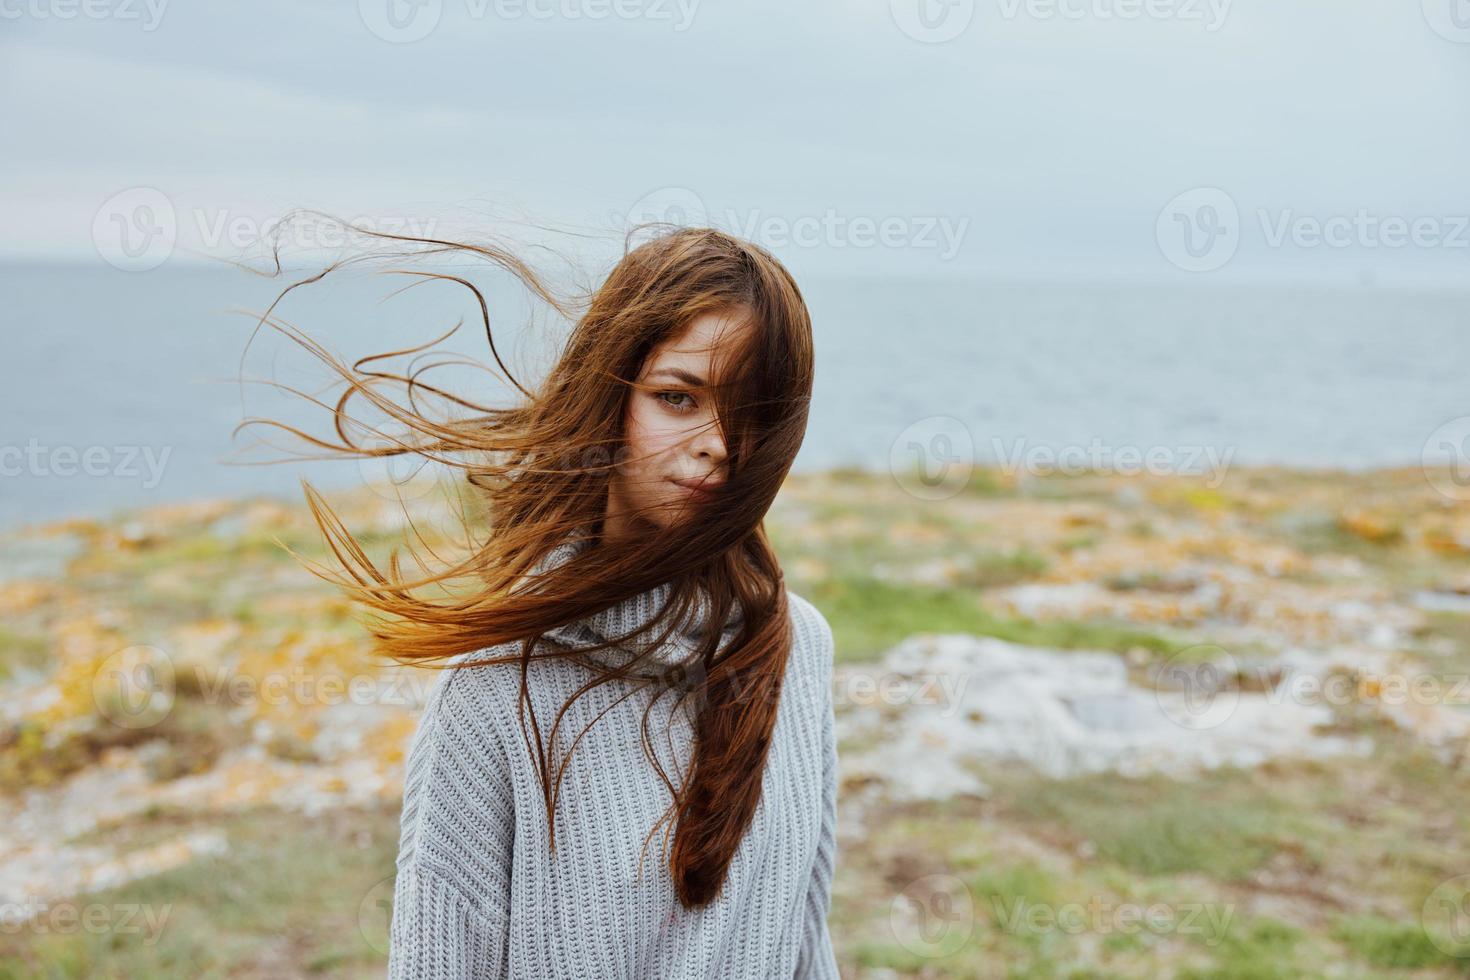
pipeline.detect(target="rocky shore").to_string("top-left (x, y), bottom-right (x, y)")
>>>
top-left (2, 465), bottom-right (1468, 976)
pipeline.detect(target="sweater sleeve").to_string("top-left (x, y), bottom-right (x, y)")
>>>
top-left (794, 607), bottom-right (842, 980)
top-left (388, 662), bottom-right (516, 979)
top-left (388, 864), bottom-right (509, 979)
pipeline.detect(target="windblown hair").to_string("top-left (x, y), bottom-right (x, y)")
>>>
top-left (236, 218), bottom-right (814, 908)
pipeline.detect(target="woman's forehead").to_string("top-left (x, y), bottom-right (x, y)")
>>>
top-left (643, 312), bottom-right (753, 380)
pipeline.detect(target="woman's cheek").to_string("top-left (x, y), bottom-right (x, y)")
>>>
top-left (640, 416), bottom-right (685, 456)
top-left (624, 408), bottom-right (660, 457)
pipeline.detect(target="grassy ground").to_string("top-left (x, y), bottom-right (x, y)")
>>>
top-left (833, 736), bottom-right (1470, 978)
top-left (6, 741), bottom-right (1468, 978)
top-left (2, 465), bottom-right (1469, 977)
top-left (0, 804), bottom-right (400, 979)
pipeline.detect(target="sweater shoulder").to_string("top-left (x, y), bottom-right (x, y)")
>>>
top-left (407, 650), bottom-right (513, 769)
top-left (429, 642), bottom-right (536, 714)
top-left (785, 588), bottom-right (835, 675)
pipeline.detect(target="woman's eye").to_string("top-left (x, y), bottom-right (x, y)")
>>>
top-left (657, 391), bottom-right (696, 412)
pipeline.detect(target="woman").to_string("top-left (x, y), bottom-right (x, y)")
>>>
top-left (250, 225), bottom-right (839, 977)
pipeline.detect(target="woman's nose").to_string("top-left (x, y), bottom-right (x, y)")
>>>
top-left (688, 415), bottom-right (727, 462)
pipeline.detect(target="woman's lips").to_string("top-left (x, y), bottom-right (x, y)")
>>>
top-left (670, 477), bottom-right (724, 501)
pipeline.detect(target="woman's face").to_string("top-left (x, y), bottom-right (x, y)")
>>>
top-left (604, 310), bottom-right (750, 537)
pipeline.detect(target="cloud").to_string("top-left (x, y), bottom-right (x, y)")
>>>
top-left (3, 0), bottom-right (1468, 280)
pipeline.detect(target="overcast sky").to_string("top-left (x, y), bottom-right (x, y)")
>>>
top-left (3, 0), bottom-right (1468, 283)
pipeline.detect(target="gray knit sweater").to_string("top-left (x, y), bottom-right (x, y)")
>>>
top-left (387, 536), bottom-right (841, 979)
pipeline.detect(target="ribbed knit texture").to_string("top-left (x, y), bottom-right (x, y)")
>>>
top-left (387, 538), bottom-right (841, 979)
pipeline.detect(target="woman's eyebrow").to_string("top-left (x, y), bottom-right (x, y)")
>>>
top-left (647, 367), bottom-right (706, 386)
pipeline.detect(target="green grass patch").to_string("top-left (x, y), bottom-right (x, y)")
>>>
top-left (0, 804), bottom-right (400, 979)
top-left (957, 548), bottom-right (1051, 589)
top-left (1176, 918), bottom-right (1313, 980)
top-left (806, 576), bottom-right (1179, 663)
top-left (996, 768), bottom-right (1291, 881)
top-left (1331, 915), bottom-right (1458, 971)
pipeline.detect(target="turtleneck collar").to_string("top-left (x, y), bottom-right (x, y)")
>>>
top-left (522, 530), bottom-right (746, 683)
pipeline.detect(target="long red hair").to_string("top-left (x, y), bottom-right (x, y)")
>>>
top-left (236, 220), bottom-right (814, 907)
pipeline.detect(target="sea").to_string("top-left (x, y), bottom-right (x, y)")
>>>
top-left (3, 261), bottom-right (1467, 532)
